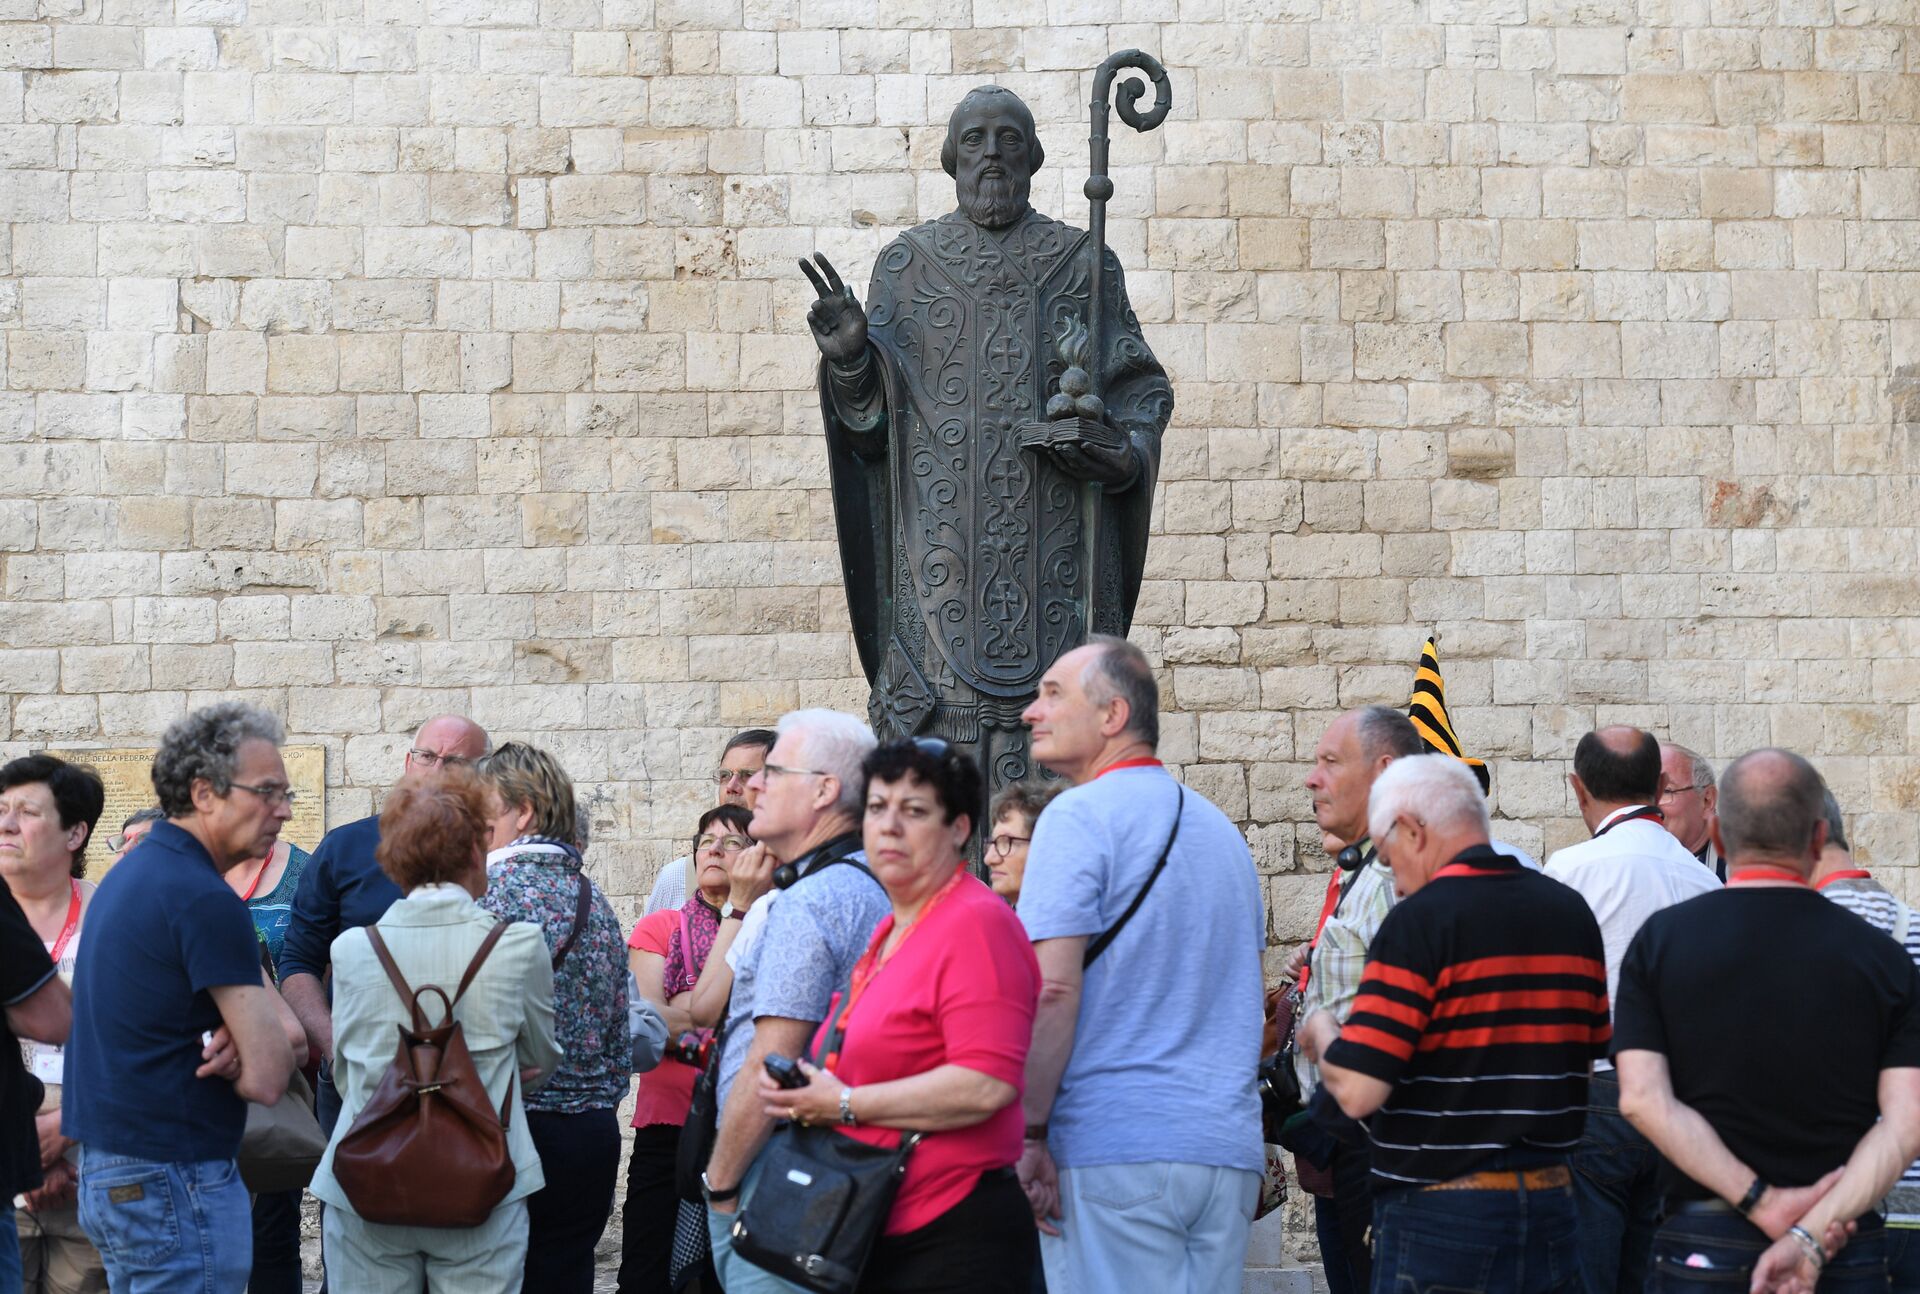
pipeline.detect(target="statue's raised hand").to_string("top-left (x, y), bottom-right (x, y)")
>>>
top-left (800, 253), bottom-right (867, 365)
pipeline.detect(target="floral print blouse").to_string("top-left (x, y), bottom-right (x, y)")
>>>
top-left (481, 839), bottom-right (630, 1114)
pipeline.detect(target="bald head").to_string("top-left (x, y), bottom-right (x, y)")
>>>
top-left (406, 714), bottom-right (490, 780)
top-left (1573, 726), bottom-right (1660, 803)
top-left (1717, 748), bottom-right (1828, 872)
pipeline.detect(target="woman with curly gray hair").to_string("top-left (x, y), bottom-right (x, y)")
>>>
top-left (63, 702), bottom-right (306, 1294)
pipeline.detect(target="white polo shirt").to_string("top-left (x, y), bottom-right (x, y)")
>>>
top-left (1545, 805), bottom-right (1722, 1059)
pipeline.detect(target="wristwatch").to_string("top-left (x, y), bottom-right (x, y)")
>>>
top-left (839, 1086), bottom-right (858, 1126)
top-left (700, 1171), bottom-right (740, 1204)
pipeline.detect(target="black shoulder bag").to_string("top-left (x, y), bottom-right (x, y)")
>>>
top-left (728, 972), bottom-right (920, 1294)
top-left (674, 839), bottom-right (876, 1203)
top-left (1083, 785), bottom-right (1185, 968)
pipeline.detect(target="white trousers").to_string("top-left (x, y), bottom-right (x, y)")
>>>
top-left (321, 1199), bottom-right (528, 1294)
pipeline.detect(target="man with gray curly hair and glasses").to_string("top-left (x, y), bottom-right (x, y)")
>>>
top-left (62, 702), bottom-right (306, 1294)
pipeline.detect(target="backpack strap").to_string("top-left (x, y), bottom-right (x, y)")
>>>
top-left (1083, 785), bottom-right (1185, 969)
top-left (364, 925), bottom-right (429, 1030)
top-left (550, 874), bottom-right (593, 971)
top-left (453, 920), bottom-right (511, 1005)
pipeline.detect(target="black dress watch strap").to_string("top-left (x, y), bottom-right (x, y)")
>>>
top-left (1736, 1176), bottom-right (1766, 1215)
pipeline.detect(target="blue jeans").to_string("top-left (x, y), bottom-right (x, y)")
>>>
top-left (706, 1207), bottom-right (809, 1294)
top-left (1317, 1193), bottom-right (1362, 1294)
top-left (0, 1197), bottom-right (22, 1294)
top-left (1888, 1225), bottom-right (1920, 1294)
top-left (1570, 1071), bottom-right (1662, 1294)
top-left (1371, 1174), bottom-right (1578, 1294)
top-left (76, 1149), bottom-right (251, 1294)
top-left (1650, 1208), bottom-right (1887, 1293)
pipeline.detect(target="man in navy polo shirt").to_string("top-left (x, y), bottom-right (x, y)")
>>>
top-left (64, 702), bottom-right (300, 1293)
top-left (276, 713), bottom-right (488, 1134)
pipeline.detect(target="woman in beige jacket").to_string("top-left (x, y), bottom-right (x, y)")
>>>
top-left (307, 768), bottom-right (561, 1294)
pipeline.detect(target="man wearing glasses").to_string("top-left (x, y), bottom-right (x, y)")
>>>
top-left (62, 703), bottom-right (305, 1293)
top-left (276, 715), bottom-right (488, 1154)
top-left (1658, 742), bottom-right (1722, 881)
top-left (699, 710), bottom-right (889, 1294)
top-left (642, 728), bottom-right (775, 917)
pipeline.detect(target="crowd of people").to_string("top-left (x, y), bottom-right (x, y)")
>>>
top-left (0, 634), bottom-right (1916, 1294)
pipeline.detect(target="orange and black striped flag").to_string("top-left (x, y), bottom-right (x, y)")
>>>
top-left (1409, 636), bottom-right (1491, 793)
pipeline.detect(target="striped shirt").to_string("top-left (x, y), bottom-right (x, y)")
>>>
top-left (1323, 845), bottom-right (1611, 1191)
top-left (1819, 871), bottom-right (1920, 1224)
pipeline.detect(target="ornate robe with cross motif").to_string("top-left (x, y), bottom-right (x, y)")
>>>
top-left (817, 206), bottom-right (1172, 797)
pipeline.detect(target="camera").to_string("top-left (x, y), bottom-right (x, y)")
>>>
top-left (668, 1030), bottom-right (713, 1069)
top-left (763, 1053), bottom-right (809, 1090)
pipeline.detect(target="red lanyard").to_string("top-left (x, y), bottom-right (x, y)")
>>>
top-left (47, 879), bottom-right (81, 964)
top-left (823, 869), bottom-right (968, 1069)
top-left (239, 853), bottom-right (273, 901)
top-left (1594, 806), bottom-right (1664, 837)
top-left (1815, 869), bottom-right (1872, 890)
top-left (1093, 757), bottom-right (1162, 779)
top-left (1728, 866), bottom-right (1808, 888)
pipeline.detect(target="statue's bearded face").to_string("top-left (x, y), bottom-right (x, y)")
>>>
top-left (951, 103), bottom-right (1034, 230)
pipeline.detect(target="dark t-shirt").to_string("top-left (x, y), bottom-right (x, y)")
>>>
top-left (1323, 847), bottom-right (1611, 1190)
top-left (275, 814), bottom-right (395, 983)
top-left (0, 885), bottom-right (56, 1196)
top-left (62, 821), bottom-right (266, 1163)
top-left (1614, 885), bottom-right (1920, 1197)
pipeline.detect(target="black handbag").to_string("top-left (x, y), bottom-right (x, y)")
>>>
top-left (674, 993), bottom-right (729, 1203)
top-left (727, 970), bottom-right (920, 1294)
top-left (728, 1123), bottom-right (921, 1294)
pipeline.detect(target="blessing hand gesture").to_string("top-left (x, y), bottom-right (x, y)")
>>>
top-left (800, 253), bottom-right (868, 365)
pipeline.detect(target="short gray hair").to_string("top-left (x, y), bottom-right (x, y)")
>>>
top-left (152, 702), bottom-right (285, 818)
top-left (1666, 742), bottom-right (1716, 791)
top-left (1368, 753), bottom-right (1491, 845)
top-left (1080, 634), bottom-right (1159, 748)
top-left (777, 709), bottom-right (877, 819)
top-left (1355, 706), bottom-right (1425, 764)
top-left (1719, 748), bottom-right (1826, 861)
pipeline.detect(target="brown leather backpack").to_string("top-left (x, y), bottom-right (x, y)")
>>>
top-left (330, 922), bottom-right (517, 1229)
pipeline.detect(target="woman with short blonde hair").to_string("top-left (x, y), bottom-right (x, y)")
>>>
top-left (475, 743), bottom-right (629, 1294)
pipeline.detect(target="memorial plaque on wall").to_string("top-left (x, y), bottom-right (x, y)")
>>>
top-left (64, 745), bottom-right (328, 874)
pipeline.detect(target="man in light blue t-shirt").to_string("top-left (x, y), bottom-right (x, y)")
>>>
top-left (1017, 635), bottom-right (1266, 1294)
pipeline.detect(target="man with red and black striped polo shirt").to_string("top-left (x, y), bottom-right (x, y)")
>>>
top-left (1304, 754), bottom-right (1611, 1293)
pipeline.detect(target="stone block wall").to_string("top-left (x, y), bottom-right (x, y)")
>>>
top-left (4, 0), bottom-right (1920, 944)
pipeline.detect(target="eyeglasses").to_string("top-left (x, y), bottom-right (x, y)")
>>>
top-left (230, 783), bottom-right (298, 807)
top-left (1657, 782), bottom-right (1710, 802)
top-left (409, 749), bottom-right (472, 769)
top-left (107, 832), bottom-right (145, 853)
top-left (989, 833), bottom-right (1031, 857)
top-left (762, 762), bottom-right (827, 780)
top-left (911, 736), bottom-right (952, 758)
top-left (696, 834), bottom-right (751, 854)
top-left (711, 768), bottom-right (757, 785)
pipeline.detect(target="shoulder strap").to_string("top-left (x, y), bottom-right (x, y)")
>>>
top-left (1896, 900), bottom-right (1915, 952)
top-left (453, 921), bottom-right (511, 1005)
top-left (551, 873), bottom-right (594, 970)
top-left (1084, 785), bottom-right (1185, 969)
top-left (364, 926), bottom-right (415, 1012)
